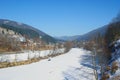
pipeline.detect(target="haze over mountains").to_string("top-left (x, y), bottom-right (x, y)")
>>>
top-left (55, 35), bottom-right (80, 41)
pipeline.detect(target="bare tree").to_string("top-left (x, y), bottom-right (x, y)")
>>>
top-left (64, 41), bottom-right (73, 52)
top-left (92, 47), bottom-right (98, 80)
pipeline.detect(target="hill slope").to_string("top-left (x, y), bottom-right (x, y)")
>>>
top-left (56, 25), bottom-right (108, 41)
top-left (0, 19), bottom-right (56, 43)
top-left (55, 35), bottom-right (80, 41)
top-left (76, 13), bottom-right (120, 41)
top-left (76, 25), bottom-right (108, 41)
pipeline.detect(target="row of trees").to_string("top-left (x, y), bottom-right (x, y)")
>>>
top-left (89, 21), bottom-right (120, 80)
top-left (104, 22), bottom-right (120, 55)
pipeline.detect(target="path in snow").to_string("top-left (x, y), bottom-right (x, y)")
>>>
top-left (0, 48), bottom-right (95, 80)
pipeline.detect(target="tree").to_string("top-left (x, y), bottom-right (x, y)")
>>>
top-left (2, 30), bottom-right (4, 34)
top-left (104, 22), bottom-right (120, 60)
top-left (92, 47), bottom-right (98, 80)
top-left (64, 41), bottom-right (73, 52)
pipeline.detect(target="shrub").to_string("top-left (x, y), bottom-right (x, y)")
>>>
top-left (105, 66), bottom-right (111, 71)
top-left (111, 61), bottom-right (119, 75)
top-left (101, 73), bottom-right (110, 80)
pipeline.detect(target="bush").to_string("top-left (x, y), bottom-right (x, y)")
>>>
top-left (111, 61), bottom-right (119, 75)
top-left (101, 73), bottom-right (110, 80)
top-left (64, 41), bottom-right (73, 52)
top-left (105, 66), bottom-right (111, 71)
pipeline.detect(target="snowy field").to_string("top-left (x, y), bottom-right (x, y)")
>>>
top-left (0, 48), bottom-right (95, 80)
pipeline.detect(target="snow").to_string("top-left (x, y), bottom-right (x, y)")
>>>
top-left (108, 39), bottom-right (120, 79)
top-left (0, 48), bottom-right (65, 62)
top-left (3, 21), bottom-right (9, 24)
top-left (0, 48), bottom-right (95, 80)
top-left (17, 22), bottom-right (23, 25)
top-left (110, 57), bottom-right (120, 79)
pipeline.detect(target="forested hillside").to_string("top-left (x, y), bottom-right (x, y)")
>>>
top-left (0, 19), bottom-right (56, 43)
top-left (0, 24), bottom-right (39, 38)
top-left (105, 22), bottom-right (120, 46)
top-left (104, 21), bottom-right (120, 59)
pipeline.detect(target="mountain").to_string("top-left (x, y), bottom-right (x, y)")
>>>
top-left (55, 35), bottom-right (80, 41)
top-left (56, 25), bottom-right (108, 42)
top-left (0, 19), bottom-right (56, 43)
top-left (76, 25), bottom-right (108, 41)
top-left (76, 13), bottom-right (120, 41)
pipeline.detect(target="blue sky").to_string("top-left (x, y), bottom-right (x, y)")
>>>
top-left (0, 0), bottom-right (120, 36)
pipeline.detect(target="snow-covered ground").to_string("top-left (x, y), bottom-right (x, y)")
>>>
top-left (0, 48), bottom-right (95, 80)
top-left (0, 48), bottom-right (64, 62)
top-left (107, 39), bottom-right (120, 80)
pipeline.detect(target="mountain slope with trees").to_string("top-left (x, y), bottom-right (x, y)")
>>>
top-left (0, 19), bottom-right (56, 43)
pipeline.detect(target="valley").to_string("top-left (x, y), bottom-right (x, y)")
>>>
top-left (0, 0), bottom-right (120, 80)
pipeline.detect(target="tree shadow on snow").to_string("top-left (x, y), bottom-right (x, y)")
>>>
top-left (62, 66), bottom-right (94, 80)
top-left (62, 54), bottom-right (94, 80)
top-left (79, 54), bottom-right (95, 69)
